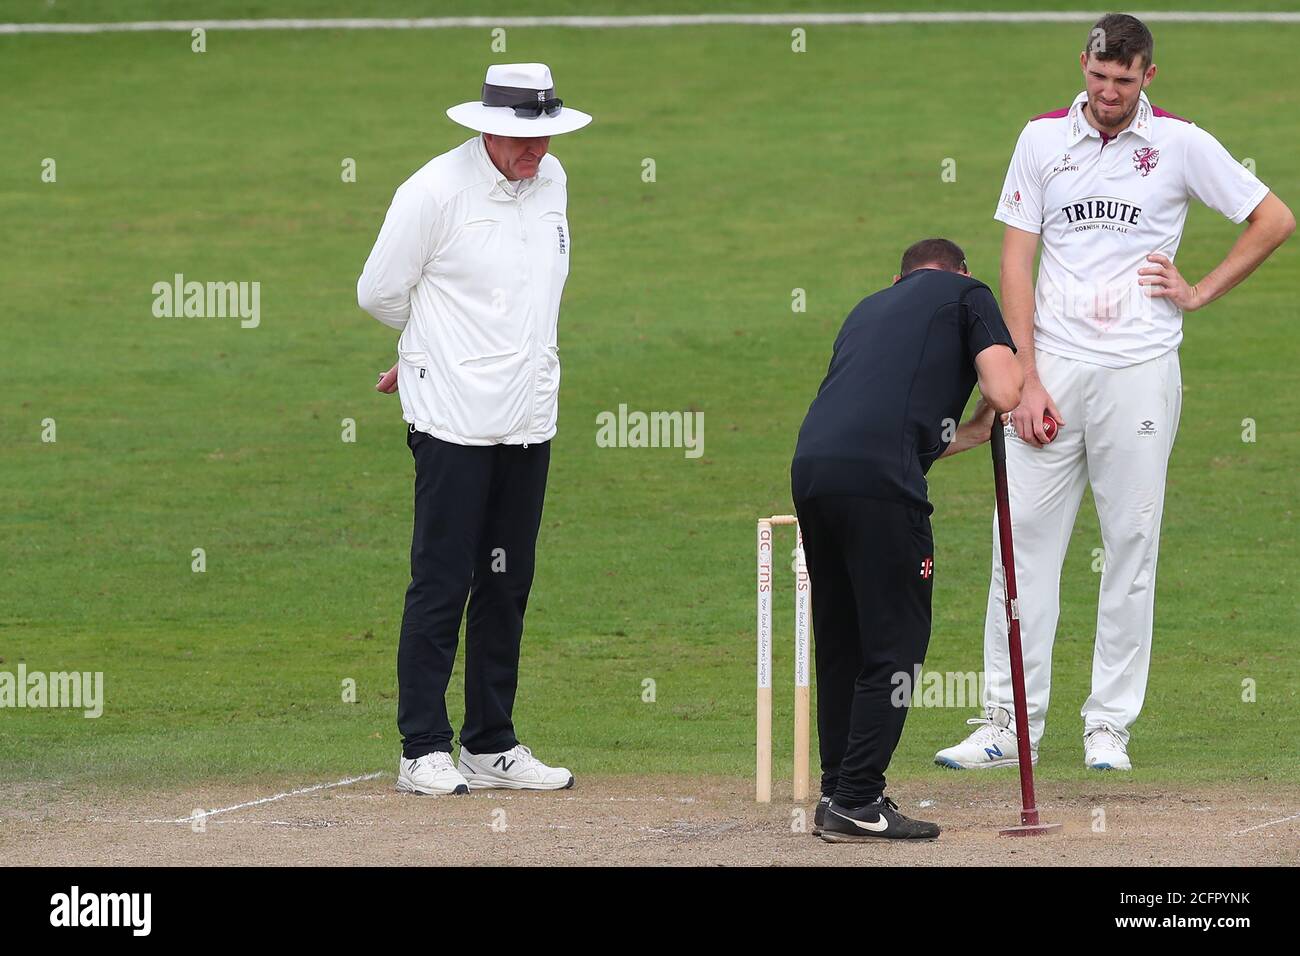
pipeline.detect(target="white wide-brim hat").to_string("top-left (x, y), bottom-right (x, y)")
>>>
top-left (447, 62), bottom-right (592, 137)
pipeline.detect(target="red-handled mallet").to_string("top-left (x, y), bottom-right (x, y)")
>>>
top-left (990, 418), bottom-right (1063, 837)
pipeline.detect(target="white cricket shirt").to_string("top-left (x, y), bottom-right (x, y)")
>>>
top-left (358, 135), bottom-right (571, 444)
top-left (994, 91), bottom-right (1268, 368)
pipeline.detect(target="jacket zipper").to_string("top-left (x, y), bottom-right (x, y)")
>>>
top-left (518, 187), bottom-right (542, 447)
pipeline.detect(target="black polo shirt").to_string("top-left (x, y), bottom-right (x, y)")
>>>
top-left (790, 269), bottom-right (1016, 514)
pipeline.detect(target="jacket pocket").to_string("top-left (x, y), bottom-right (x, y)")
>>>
top-left (396, 346), bottom-right (435, 426)
top-left (458, 351), bottom-right (520, 369)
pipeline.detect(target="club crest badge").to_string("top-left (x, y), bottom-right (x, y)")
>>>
top-left (1133, 146), bottom-right (1160, 177)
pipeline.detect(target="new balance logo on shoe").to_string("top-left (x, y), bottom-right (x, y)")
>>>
top-left (934, 710), bottom-right (1031, 770)
top-left (459, 744), bottom-right (575, 790)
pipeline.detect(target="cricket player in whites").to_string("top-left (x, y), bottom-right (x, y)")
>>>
top-left (936, 13), bottom-right (1294, 771)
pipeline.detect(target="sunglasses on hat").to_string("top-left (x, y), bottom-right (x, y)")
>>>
top-left (507, 96), bottom-right (563, 118)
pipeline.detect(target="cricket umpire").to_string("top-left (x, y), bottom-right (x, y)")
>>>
top-left (791, 239), bottom-right (1023, 842)
top-left (357, 64), bottom-right (591, 796)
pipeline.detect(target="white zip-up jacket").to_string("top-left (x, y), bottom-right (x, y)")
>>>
top-left (357, 136), bottom-right (571, 445)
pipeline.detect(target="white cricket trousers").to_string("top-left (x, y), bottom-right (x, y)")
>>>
top-left (982, 348), bottom-right (1182, 748)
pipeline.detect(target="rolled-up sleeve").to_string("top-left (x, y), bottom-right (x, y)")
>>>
top-left (357, 181), bottom-right (440, 331)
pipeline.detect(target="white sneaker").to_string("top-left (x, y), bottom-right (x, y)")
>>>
top-left (1084, 726), bottom-right (1132, 770)
top-left (934, 707), bottom-right (1037, 770)
top-left (396, 752), bottom-right (470, 795)
top-left (458, 744), bottom-right (575, 791)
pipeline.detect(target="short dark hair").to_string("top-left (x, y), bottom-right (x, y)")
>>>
top-left (1085, 13), bottom-right (1154, 71)
top-left (900, 238), bottom-right (967, 276)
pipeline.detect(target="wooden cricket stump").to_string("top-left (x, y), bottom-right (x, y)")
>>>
top-left (756, 515), bottom-right (811, 803)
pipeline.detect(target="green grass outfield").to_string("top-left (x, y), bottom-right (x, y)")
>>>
top-left (1, 6), bottom-right (1296, 793)
top-left (6, 0), bottom-right (1300, 22)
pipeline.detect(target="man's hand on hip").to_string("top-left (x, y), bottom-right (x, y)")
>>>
top-left (1011, 374), bottom-right (1065, 448)
top-left (1138, 252), bottom-right (1201, 312)
top-left (376, 363), bottom-right (399, 393)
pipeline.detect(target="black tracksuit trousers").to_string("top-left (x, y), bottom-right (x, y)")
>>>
top-left (793, 495), bottom-right (935, 806)
top-left (397, 427), bottom-right (550, 759)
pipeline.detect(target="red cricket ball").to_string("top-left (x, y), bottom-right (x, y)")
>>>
top-left (1042, 414), bottom-right (1059, 443)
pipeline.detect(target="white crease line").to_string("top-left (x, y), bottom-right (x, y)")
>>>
top-left (139, 772), bottom-right (386, 825)
top-left (1232, 811), bottom-right (1300, 835)
top-left (2, 12), bottom-right (1300, 34)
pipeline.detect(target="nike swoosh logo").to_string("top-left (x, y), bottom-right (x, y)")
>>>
top-left (833, 810), bottom-right (889, 832)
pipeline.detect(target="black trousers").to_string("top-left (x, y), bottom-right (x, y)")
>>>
top-left (397, 428), bottom-right (550, 759)
top-left (793, 495), bottom-right (934, 805)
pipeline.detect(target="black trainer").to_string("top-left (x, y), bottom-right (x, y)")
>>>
top-left (820, 796), bottom-right (941, 842)
top-left (811, 795), bottom-right (832, 836)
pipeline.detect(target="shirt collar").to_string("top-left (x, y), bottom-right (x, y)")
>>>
top-left (1066, 90), bottom-right (1154, 146)
top-left (474, 134), bottom-right (549, 201)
